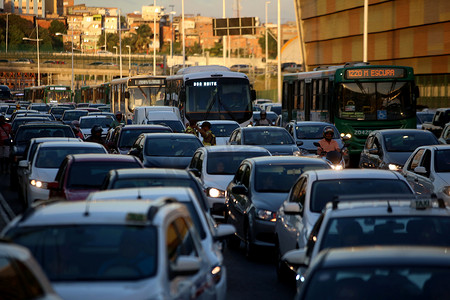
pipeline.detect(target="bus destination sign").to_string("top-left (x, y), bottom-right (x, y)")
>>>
top-left (345, 68), bottom-right (405, 79)
top-left (129, 79), bottom-right (164, 86)
top-left (49, 86), bottom-right (68, 91)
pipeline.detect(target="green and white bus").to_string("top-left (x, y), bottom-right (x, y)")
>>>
top-left (282, 63), bottom-right (419, 161)
top-left (24, 85), bottom-right (72, 104)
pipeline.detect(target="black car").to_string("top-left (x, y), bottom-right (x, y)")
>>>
top-left (106, 124), bottom-right (173, 155)
top-left (10, 123), bottom-right (75, 189)
top-left (11, 116), bottom-right (54, 136)
top-left (101, 168), bottom-right (209, 212)
top-left (49, 106), bottom-right (71, 121)
top-left (61, 109), bottom-right (89, 125)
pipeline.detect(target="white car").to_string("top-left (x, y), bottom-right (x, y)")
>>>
top-left (79, 115), bottom-right (114, 138)
top-left (87, 187), bottom-right (235, 300)
top-left (3, 199), bottom-right (221, 300)
top-left (274, 169), bottom-right (415, 280)
top-left (188, 145), bottom-right (271, 217)
top-left (401, 145), bottom-right (450, 205)
top-left (19, 141), bottom-right (107, 206)
top-left (196, 120), bottom-right (240, 145)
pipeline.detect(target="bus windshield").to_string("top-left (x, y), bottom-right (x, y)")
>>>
top-left (128, 86), bottom-right (166, 112)
top-left (185, 78), bottom-right (252, 122)
top-left (338, 81), bottom-right (414, 121)
top-left (48, 90), bottom-right (71, 103)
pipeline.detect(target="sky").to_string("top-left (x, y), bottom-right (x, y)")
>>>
top-left (73, 0), bottom-right (296, 24)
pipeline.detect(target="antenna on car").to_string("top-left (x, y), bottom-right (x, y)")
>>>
top-left (84, 198), bottom-right (91, 217)
top-left (137, 188), bottom-right (142, 200)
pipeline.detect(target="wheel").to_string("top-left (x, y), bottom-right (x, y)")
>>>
top-left (276, 241), bottom-right (291, 282)
top-left (244, 227), bottom-right (257, 260)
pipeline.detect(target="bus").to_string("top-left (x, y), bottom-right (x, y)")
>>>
top-left (76, 83), bottom-right (110, 105)
top-left (165, 65), bottom-right (255, 126)
top-left (24, 85), bottom-right (72, 104)
top-left (282, 63), bottom-right (419, 161)
top-left (110, 75), bottom-right (166, 120)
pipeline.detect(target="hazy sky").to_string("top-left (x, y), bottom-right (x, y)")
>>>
top-left (74, 0), bottom-right (296, 24)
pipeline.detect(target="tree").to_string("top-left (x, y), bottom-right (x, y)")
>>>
top-left (258, 30), bottom-right (277, 59)
top-left (48, 20), bottom-right (66, 36)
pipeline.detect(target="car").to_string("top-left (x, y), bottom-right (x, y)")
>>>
top-left (438, 122), bottom-right (450, 144)
top-left (20, 141), bottom-right (108, 206)
top-left (97, 105), bottom-right (111, 112)
top-left (97, 50), bottom-right (113, 55)
top-left (228, 126), bottom-right (301, 156)
top-left (359, 129), bottom-right (439, 171)
top-left (88, 61), bottom-right (105, 66)
top-left (105, 124), bottom-right (173, 155)
top-left (88, 103), bottom-right (110, 109)
top-left (47, 154), bottom-right (144, 201)
top-left (61, 109), bottom-right (89, 125)
top-left (79, 115), bottom-right (114, 138)
top-left (422, 107), bottom-right (450, 138)
top-left (11, 116), bottom-right (54, 136)
top-left (252, 111), bottom-right (278, 125)
top-left (283, 196), bottom-right (450, 292)
top-left (274, 169), bottom-right (415, 279)
top-left (230, 64), bottom-right (251, 73)
top-left (401, 145), bottom-right (450, 205)
top-left (129, 133), bottom-right (203, 169)
top-left (284, 63), bottom-right (303, 73)
top-left (2, 198), bottom-right (222, 300)
top-left (0, 240), bottom-right (62, 300)
top-left (12, 58), bottom-right (35, 64)
top-left (15, 112), bottom-right (56, 121)
top-left (189, 145), bottom-right (271, 216)
top-left (101, 168), bottom-right (209, 212)
top-left (196, 120), bottom-right (240, 145)
top-left (225, 156), bottom-right (331, 258)
top-left (281, 62), bottom-right (297, 71)
top-left (10, 123), bottom-right (76, 190)
top-left (49, 106), bottom-right (71, 121)
top-left (264, 103), bottom-right (282, 116)
top-left (27, 103), bottom-right (50, 113)
top-left (417, 110), bottom-right (435, 129)
top-left (10, 109), bottom-right (39, 123)
top-left (4, 104), bottom-right (17, 121)
top-left (87, 187), bottom-right (235, 300)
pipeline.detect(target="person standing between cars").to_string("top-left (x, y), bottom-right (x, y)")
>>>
top-left (255, 111), bottom-right (271, 126)
top-left (71, 120), bottom-right (84, 139)
top-left (111, 111), bottom-right (126, 129)
top-left (185, 120), bottom-right (198, 136)
top-left (194, 121), bottom-right (216, 146)
top-left (86, 124), bottom-right (107, 148)
top-left (0, 115), bottom-right (12, 173)
top-left (317, 126), bottom-right (340, 156)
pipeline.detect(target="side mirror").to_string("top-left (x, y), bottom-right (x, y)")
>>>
top-left (296, 141), bottom-right (304, 146)
top-left (231, 185), bottom-right (248, 195)
top-left (214, 224), bottom-right (236, 241)
top-left (46, 181), bottom-right (59, 191)
top-left (284, 202), bottom-right (302, 215)
top-left (18, 160), bottom-right (28, 168)
top-left (124, 91), bottom-right (130, 99)
top-left (250, 90), bottom-right (257, 101)
top-left (188, 168), bottom-right (201, 178)
top-left (282, 248), bottom-right (308, 266)
top-left (414, 166), bottom-right (427, 174)
top-left (313, 142), bottom-right (320, 147)
top-left (446, 138), bottom-right (450, 144)
top-left (170, 256), bottom-right (201, 277)
top-left (128, 149), bottom-right (140, 157)
top-left (368, 148), bottom-right (379, 155)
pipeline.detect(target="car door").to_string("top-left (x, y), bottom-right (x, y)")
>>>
top-left (415, 149), bottom-right (434, 195)
top-left (368, 134), bottom-right (384, 168)
top-left (402, 149), bottom-right (425, 194)
top-left (227, 163), bottom-right (248, 239)
top-left (439, 124), bottom-right (450, 144)
top-left (359, 134), bottom-right (374, 168)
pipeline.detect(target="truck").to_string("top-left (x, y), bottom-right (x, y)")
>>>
top-left (422, 108), bottom-right (450, 138)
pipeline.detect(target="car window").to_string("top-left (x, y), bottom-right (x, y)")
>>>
top-left (408, 149), bottom-right (424, 171)
top-left (296, 124), bottom-right (339, 139)
top-left (234, 163), bottom-right (246, 183)
top-left (145, 137), bottom-right (202, 157)
top-left (365, 136), bottom-right (374, 149)
top-left (35, 147), bottom-right (106, 168)
top-left (210, 123), bottom-right (239, 137)
top-left (118, 128), bottom-right (172, 148)
top-left (206, 151), bottom-right (269, 175)
top-left (435, 149), bottom-right (450, 173)
top-left (419, 150), bottom-right (431, 176)
top-left (241, 165), bottom-right (251, 188)
top-left (244, 129), bottom-right (294, 145)
top-left (167, 217), bottom-right (198, 272)
top-left (0, 257), bottom-right (43, 299)
top-left (383, 132), bottom-right (437, 152)
top-left (80, 117), bottom-right (113, 129)
top-left (15, 127), bottom-right (75, 142)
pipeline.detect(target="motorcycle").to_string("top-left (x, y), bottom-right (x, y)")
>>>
top-left (313, 142), bottom-right (346, 170)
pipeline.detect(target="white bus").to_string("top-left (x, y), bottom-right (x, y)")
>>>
top-left (166, 65), bottom-right (255, 126)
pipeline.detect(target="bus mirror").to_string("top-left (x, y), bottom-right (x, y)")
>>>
top-left (250, 90), bottom-right (256, 101)
top-left (124, 91), bottom-right (130, 99)
top-left (414, 86), bottom-right (420, 98)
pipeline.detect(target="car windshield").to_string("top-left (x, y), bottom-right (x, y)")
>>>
top-left (63, 111), bottom-right (88, 121)
top-left (310, 179), bottom-right (412, 212)
top-left (30, 105), bottom-right (49, 112)
top-left (207, 151), bottom-right (269, 175)
top-left (417, 113), bottom-right (434, 124)
top-left (243, 129), bottom-right (294, 145)
top-left (145, 137), bottom-right (202, 157)
top-left (118, 128), bottom-right (172, 148)
top-left (80, 117), bottom-right (113, 129)
top-left (255, 163), bottom-right (329, 193)
top-left (210, 123), bottom-right (239, 137)
top-left (146, 120), bottom-right (184, 133)
top-left (15, 127), bottom-right (74, 143)
top-left (253, 112), bottom-right (278, 124)
top-left (302, 267), bottom-right (450, 300)
top-left (68, 161), bottom-right (140, 188)
top-left (383, 132), bottom-right (437, 152)
top-left (296, 124), bottom-right (340, 139)
top-left (435, 150), bottom-right (450, 173)
top-left (12, 118), bottom-right (51, 132)
top-left (7, 225), bottom-right (157, 281)
top-left (50, 108), bottom-right (69, 116)
top-left (35, 147), bottom-right (106, 168)
top-left (320, 216), bottom-right (450, 252)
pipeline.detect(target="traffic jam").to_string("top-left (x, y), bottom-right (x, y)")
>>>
top-left (0, 66), bottom-right (450, 300)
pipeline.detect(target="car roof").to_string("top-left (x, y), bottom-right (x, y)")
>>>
top-left (415, 145), bottom-right (450, 151)
top-left (196, 120), bottom-right (239, 125)
top-left (292, 121), bottom-right (335, 126)
top-left (110, 168), bottom-right (192, 179)
top-left (17, 123), bottom-right (70, 128)
top-left (241, 125), bottom-right (286, 131)
top-left (375, 129), bottom-right (435, 135)
top-left (309, 169), bottom-right (403, 180)
top-left (79, 115), bottom-right (112, 119)
top-left (88, 187), bottom-right (194, 202)
top-left (143, 133), bottom-right (198, 139)
top-left (38, 141), bottom-right (103, 149)
top-left (246, 156), bottom-right (328, 165)
top-left (120, 124), bottom-right (171, 130)
top-left (68, 153), bottom-right (139, 162)
top-left (30, 137), bottom-right (80, 143)
top-left (201, 145), bottom-right (271, 153)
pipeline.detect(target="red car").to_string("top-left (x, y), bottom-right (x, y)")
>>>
top-left (48, 154), bottom-right (144, 201)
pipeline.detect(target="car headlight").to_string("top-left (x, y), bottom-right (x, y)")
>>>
top-left (30, 179), bottom-right (47, 189)
top-left (340, 133), bottom-right (352, 139)
top-left (256, 209), bottom-right (276, 222)
top-left (443, 186), bottom-right (450, 197)
top-left (207, 187), bottom-right (226, 198)
top-left (211, 264), bottom-right (223, 284)
top-left (331, 164), bottom-right (343, 170)
top-left (388, 163), bottom-right (402, 171)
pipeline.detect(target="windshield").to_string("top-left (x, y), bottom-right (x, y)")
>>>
top-left (417, 113), bottom-right (434, 124)
top-left (47, 90), bottom-right (71, 103)
top-left (35, 147), bottom-right (106, 168)
top-left (303, 267), bottom-right (450, 300)
top-left (62, 111), bottom-right (88, 121)
top-left (146, 120), bottom-right (184, 133)
top-left (68, 161), bottom-right (141, 188)
top-left (50, 108), bottom-right (69, 115)
top-left (338, 81), bottom-right (414, 121)
top-left (16, 127), bottom-right (75, 143)
top-left (310, 179), bottom-right (412, 212)
top-left (30, 105), bottom-right (49, 112)
top-left (296, 124), bottom-right (340, 139)
top-left (383, 132), bottom-right (437, 152)
top-left (255, 163), bottom-right (329, 193)
top-left (80, 117), bottom-right (113, 129)
top-left (253, 112), bottom-right (278, 124)
top-left (118, 128), bottom-right (172, 148)
top-left (128, 86), bottom-right (166, 112)
top-left (320, 216), bottom-right (450, 252)
top-left (185, 78), bottom-right (252, 123)
top-left (7, 225), bottom-right (157, 281)
top-left (435, 150), bottom-right (450, 173)
top-left (145, 137), bottom-right (202, 157)
top-left (210, 123), bottom-right (239, 137)
top-left (207, 151), bottom-right (269, 175)
top-left (243, 129), bottom-right (294, 145)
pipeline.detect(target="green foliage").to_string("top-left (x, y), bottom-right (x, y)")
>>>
top-left (48, 20), bottom-right (66, 36)
top-left (186, 42), bottom-right (202, 56)
top-left (206, 42), bottom-right (223, 57)
top-left (258, 31), bottom-right (277, 59)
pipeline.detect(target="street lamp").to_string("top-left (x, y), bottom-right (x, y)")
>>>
top-left (265, 1), bottom-right (270, 90)
top-left (101, 27), bottom-right (108, 51)
top-left (113, 46), bottom-right (118, 65)
top-left (277, 0), bottom-right (281, 103)
top-left (56, 32), bottom-right (74, 93)
top-left (5, 13), bottom-right (11, 54)
top-left (23, 37), bottom-right (43, 86)
top-left (182, 0), bottom-right (185, 67)
top-left (170, 11), bottom-right (176, 59)
top-left (153, 1), bottom-right (158, 76)
top-left (126, 45), bottom-right (131, 76)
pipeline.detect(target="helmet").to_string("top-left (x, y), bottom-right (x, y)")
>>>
top-left (91, 124), bottom-right (103, 135)
top-left (201, 121), bottom-right (211, 129)
top-left (115, 111), bottom-right (122, 116)
top-left (323, 126), bottom-right (334, 138)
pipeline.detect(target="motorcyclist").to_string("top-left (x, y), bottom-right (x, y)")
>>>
top-left (111, 111), bottom-right (126, 129)
top-left (71, 120), bottom-right (84, 139)
top-left (317, 126), bottom-right (340, 156)
top-left (85, 124), bottom-right (107, 148)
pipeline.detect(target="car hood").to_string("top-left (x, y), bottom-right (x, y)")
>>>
top-left (66, 188), bottom-right (99, 201)
top-left (53, 280), bottom-right (161, 300)
top-left (31, 168), bottom-right (58, 182)
top-left (204, 175), bottom-right (234, 191)
top-left (384, 151), bottom-right (412, 166)
top-left (259, 145), bottom-right (298, 156)
top-left (251, 192), bottom-right (289, 211)
top-left (144, 156), bottom-right (192, 169)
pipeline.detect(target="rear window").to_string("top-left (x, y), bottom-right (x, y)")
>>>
top-left (244, 129), bottom-right (294, 145)
top-left (118, 128), bottom-right (172, 148)
top-left (80, 117), bottom-right (113, 129)
top-left (62, 111), bottom-right (88, 121)
top-left (35, 146), bottom-right (106, 168)
top-left (145, 137), bottom-right (202, 157)
top-left (383, 132), bottom-right (438, 152)
top-left (435, 150), bottom-right (450, 173)
top-left (207, 151), bottom-right (269, 175)
top-left (15, 127), bottom-right (75, 142)
top-left (210, 123), bottom-right (239, 137)
top-left (146, 120), bottom-right (185, 133)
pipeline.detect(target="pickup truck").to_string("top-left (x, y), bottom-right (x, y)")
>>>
top-left (422, 108), bottom-right (450, 138)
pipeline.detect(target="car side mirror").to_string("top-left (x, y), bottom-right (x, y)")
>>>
top-left (214, 224), bottom-right (236, 241)
top-left (231, 185), bottom-right (248, 195)
top-left (282, 248), bottom-right (308, 266)
top-left (18, 160), bottom-right (28, 168)
top-left (313, 142), bottom-right (320, 147)
top-left (414, 166), bottom-right (427, 174)
top-left (188, 168), bottom-right (201, 178)
top-left (284, 202), bottom-right (302, 215)
top-left (296, 141), bottom-right (304, 146)
top-left (170, 256), bottom-right (201, 278)
top-left (368, 148), bottom-right (379, 155)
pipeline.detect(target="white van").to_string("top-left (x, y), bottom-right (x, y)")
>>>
top-left (133, 106), bottom-right (185, 133)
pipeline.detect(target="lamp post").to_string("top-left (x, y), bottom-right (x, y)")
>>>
top-left (113, 46), bottom-right (118, 65)
top-left (126, 45), bottom-right (131, 76)
top-left (153, 1), bottom-right (158, 76)
top-left (222, 0), bottom-right (226, 66)
top-left (101, 26), bottom-right (108, 51)
top-left (56, 32), bottom-right (74, 93)
top-left (182, 0), bottom-right (185, 67)
top-left (277, 0), bottom-right (281, 103)
top-left (118, 10), bottom-right (123, 78)
top-left (23, 37), bottom-right (43, 86)
top-left (170, 11), bottom-right (176, 59)
top-left (6, 13), bottom-right (11, 54)
top-left (265, 1), bottom-right (270, 90)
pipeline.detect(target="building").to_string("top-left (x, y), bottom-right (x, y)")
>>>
top-left (4, 0), bottom-right (64, 17)
top-left (294, 0), bottom-right (450, 106)
top-left (142, 5), bottom-right (164, 22)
